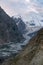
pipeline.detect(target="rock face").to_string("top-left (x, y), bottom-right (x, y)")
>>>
top-left (2, 28), bottom-right (43, 65)
top-left (0, 7), bottom-right (24, 44)
top-left (13, 17), bottom-right (26, 34)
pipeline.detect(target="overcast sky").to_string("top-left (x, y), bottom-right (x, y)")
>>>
top-left (0, 0), bottom-right (43, 21)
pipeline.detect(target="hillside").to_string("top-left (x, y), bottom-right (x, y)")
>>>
top-left (12, 17), bottom-right (26, 34)
top-left (0, 7), bottom-right (24, 44)
top-left (1, 28), bottom-right (43, 65)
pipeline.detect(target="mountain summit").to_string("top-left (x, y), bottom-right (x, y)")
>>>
top-left (0, 7), bottom-right (24, 44)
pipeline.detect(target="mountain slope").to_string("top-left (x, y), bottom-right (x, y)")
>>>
top-left (12, 17), bottom-right (26, 34)
top-left (2, 28), bottom-right (43, 65)
top-left (0, 7), bottom-right (24, 44)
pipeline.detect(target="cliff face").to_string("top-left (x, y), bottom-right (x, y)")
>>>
top-left (13, 17), bottom-right (26, 34)
top-left (2, 28), bottom-right (43, 65)
top-left (0, 7), bottom-right (24, 44)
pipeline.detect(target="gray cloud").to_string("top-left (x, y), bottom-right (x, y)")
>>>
top-left (0, 0), bottom-right (43, 21)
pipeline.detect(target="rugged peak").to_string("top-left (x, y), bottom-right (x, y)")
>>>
top-left (0, 7), bottom-right (4, 13)
top-left (0, 6), bottom-right (2, 10)
top-left (0, 7), bottom-right (24, 44)
top-left (0, 7), bottom-right (10, 19)
top-left (0, 7), bottom-right (3, 13)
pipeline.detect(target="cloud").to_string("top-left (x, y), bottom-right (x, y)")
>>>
top-left (9, 0), bottom-right (19, 3)
top-left (30, 0), bottom-right (43, 12)
top-left (0, 0), bottom-right (43, 21)
top-left (0, 1), bottom-right (18, 16)
top-left (25, 0), bottom-right (30, 3)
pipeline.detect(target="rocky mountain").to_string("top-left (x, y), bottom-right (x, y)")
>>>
top-left (2, 28), bottom-right (43, 65)
top-left (26, 12), bottom-right (43, 27)
top-left (0, 7), bottom-right (24, 44)
top-left (12, 17), bottom-right (27, 34)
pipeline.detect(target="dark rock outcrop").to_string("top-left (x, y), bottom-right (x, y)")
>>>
top-left (0, 7), bottom-right (24, 44)
top-left (12, 17), bottom-right (26, 34)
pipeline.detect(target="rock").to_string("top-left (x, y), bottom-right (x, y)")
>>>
top-left (12, 17), bottom-right (27, 34)
top-left (1, 28), bottom-right (43, 65)
top-left (0, 7), bottom-right (24, 44)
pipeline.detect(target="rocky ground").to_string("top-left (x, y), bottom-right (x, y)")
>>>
top-left (1, 28), bottom-right (43, 65)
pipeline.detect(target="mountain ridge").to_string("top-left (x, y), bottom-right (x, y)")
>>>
top-left (0, 7), bottom-right (24, 44)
